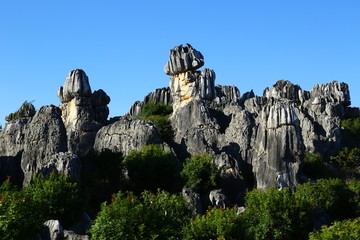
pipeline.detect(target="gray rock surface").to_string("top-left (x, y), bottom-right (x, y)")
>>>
top-left (164, 43), bottom-right (204, 75)
top-left (182, 188), bottom-right (202, 214)
top-left (41, 220), bottom-right (64, 240)
top-left (21, 105), bottom-right (68, 186)
top-left (58, 69), bottom-right (91, 103)
top-left (58, 69), bottom-right (110, 156)
top-left (209, 189), bottom-right (230, 208)
top-left (93, 117), bottom-right (164, 156)
top-left (40, 152), bottom-right (81, 180)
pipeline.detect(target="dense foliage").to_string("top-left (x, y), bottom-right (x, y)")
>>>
top-left (124, 144), bottom-right (181, 193)
top-left (244, 188), bottom-right (312, 240)
top-left (0, 173), bottom-right (83, 239)
top-left (182, 207), bottom-right (243, 240)
top-left (181, 154), bottom-right (221, 194)
top-left (302, 153), bottom-right (330, 179)
top-left (137, 102), bottom-right (174, 143)
top-left (330, 147), bottom-right (360, 173)
top-left (90, 190), bottom-right (192, 240)
top-left (295, 178), bottom-right (360, 220)
top-left (309, 217), bottom-right (360, 240)
top-left (341, 117), bottom-right (360, 137)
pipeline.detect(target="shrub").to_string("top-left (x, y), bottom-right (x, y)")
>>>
top-left (0, 173), bottom-right (83, 239)
top-left (309, 217), bottom-right (360, 240)
top-left (137, 102), bottom-right (174, 143)
top-left (0, 179), bottom-right (41, 239)
top-left (302, 153), bottom-right (329, 179)
top-left (182, 207), bottom-right (244, 240)
top-left (5, 100), bottom-right (36, 121)
top-left (24, 173), bottom-right (84, 228)
top-left (181, 154), bottom-right (221, 194)
top-left (341, 117), bottom-right (360, 137)
top-left (90, 190), bottom-right (192, 240)
top-left (124, 145), bottom-right (181, 193)
top-left (295, 178), bottom-right (352, 220)
top-left (345, 179), bottom-right (360, 217)
top-left (330, 147), bottom-right (360, 172)
top-left (244, 188), bottom-right (312, 240)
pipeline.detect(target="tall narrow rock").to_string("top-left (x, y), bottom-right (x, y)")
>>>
top-left (57, 69), bottom-right (110, 156)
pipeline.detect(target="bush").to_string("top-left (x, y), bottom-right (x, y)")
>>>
top-left (309, 217), bottom-right (360, 240)
top-left (0, 179), bottom-right (40, 239)
top-left (330, 147), bottom-right (360, 172)
top-left (124, 145), bottom-right (181, 193)
top-left (0, 173), bottom-right (83, 239)
top-left (295, 178), bottom-right (352, 220)
top-left (182, 207), bottom-right (244, 240)
top-left (137, 102), bottom-right (174, 143)
top-left (181, 154), bottom-right (221, 194)
top-left (24, 173), bottom-right (84, 228)
top-left (345, 179), bottom-right (360, 217)
top-left (341, 117), bottom-right (360, 137)
top-left (5, 100), bottom-right (36, 121)
top-left (244, 188), bottom-right (312, 240)
top-left (302, 153), bottom-right (329, 179)
top-left (90, 190), bottom-right (192, 240)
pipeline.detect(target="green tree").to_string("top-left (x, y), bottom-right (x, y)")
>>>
top-left (90, 190), bottom-right (192, 240)
top-left (181, 154), bottom-right (221, 194)
top-left (5, 100), bottom-right (36, 121)
top-left (309, 217), bottom-right (360, 240)
top-left (244, 188), bottom-right (312, 240)
top-left (24, 173), bottom-right (84, 228)
top-left (124, 145), bottom-right (181, 193)
top-left (182, 207), bottom-right (244, 240)
top-left (295, 178), bottom-right (352, 220)
top-left (341, 117), bottom-right (360, 137)
top-left (0, 173), bottom-right (83, 239)
top-left (330, 147), bottom-right (360, 173)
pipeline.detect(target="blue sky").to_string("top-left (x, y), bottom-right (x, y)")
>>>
top-left (1, 1), bottom-right (359, 127)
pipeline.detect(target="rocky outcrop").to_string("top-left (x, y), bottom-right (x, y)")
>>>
top-left (41, 220), bottom-right (64, 240)
top-left (40, 152), bottom-right (81, 180)
top-left (21, 105), bottom-right (68, 186)
top-left (164, 43), bottom-right (204, 76)
top-left (58, 69), bottom-right (110, 156)
top-left (126, 87), bottom-right (172, 119)
top-left (93, 117), bottom-right (164, 156)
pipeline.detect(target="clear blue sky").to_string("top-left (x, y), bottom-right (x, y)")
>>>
top-left (1, 1), bottom-right (359, 127)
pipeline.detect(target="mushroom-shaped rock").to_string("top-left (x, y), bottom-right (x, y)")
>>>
top-left (164, 43), bottom-right (204, 75)
top-left (58, 69), bottom-right (92, 103)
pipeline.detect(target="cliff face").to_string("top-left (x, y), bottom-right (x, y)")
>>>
top-left (0, 44), bottom-right (358, 199)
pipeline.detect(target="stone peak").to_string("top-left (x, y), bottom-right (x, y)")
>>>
top-left (164, 43), bottom-right (204, 76)
top-left (57, 69), bottom-right (92, 103)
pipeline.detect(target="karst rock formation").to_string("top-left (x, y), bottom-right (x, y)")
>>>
top-left (0, 43), bottom-right (359, 203)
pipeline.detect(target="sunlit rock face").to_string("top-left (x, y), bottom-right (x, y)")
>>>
top-left (57, 69), bottom-right (110, 156)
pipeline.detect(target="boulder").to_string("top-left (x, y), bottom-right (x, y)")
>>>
top-left (164, 43), bottom-right (204, 75)
top-left (40, 152), bottom-right (81, 181)
top-left (41, 220), bottom-right (64, 240)
top-left (182, 188), bottom-right (202, 214)
top-left (93, 117), bottom-right (164, 156)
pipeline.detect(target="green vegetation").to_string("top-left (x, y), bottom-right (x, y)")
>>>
top-left (341, 117), bottom-right (360, 137)
top-left (302, 153), bottom-right (330, 179)
top-left (5, 100), bottom-right (36, 121)
top-left (181, 154), bottom-right (221, 194)
top-left (244, 188), bottom-right (312, 240)
top-left (90, 190), bottom-right (192, 240)
top-left (182, 207), bottom-right (243, 240)
top-left (295, 178), bottom-right (358, 219)
top-left (124, 145), bottom-right (181, 193)
top-left (309, 217), bottom-right (360, 240)
top-left (0, 173), bottom-right (83, 239)
top-left (137, 102), bottom-right (174, 143)
top-left (330, 147), bottom-right (360, 173)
